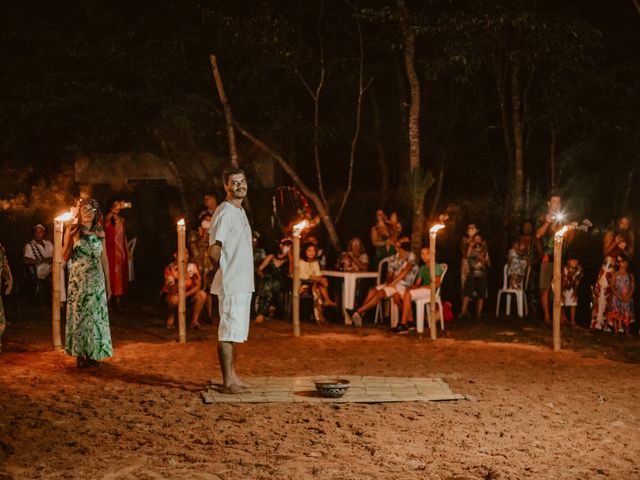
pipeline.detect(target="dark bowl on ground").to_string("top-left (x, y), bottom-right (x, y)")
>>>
top-left (315, 379), bottom-right (351, 398)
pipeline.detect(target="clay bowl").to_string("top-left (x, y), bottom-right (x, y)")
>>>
top-left (315, 379), bottom-right (351, 398)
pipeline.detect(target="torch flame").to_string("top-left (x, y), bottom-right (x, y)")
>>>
top-left (293, 219), bottom-right (309, 234)
top-left (55, 211), bottom-right (74, 222)
top-left (429, 223), bottom-right (445, 234)
top-left (177, 218), bottom-right (185, 226)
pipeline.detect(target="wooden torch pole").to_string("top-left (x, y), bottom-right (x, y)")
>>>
top-left (428, 224), bottom-right (444, 340)
top-left (552, 226), bottom-right (568, 352)
top-left (291, 220), bottom-right (308, 337)
top-left (177, 219), bottom-right (187, 343)
top-left (52, 216), bottom-right (64, 351)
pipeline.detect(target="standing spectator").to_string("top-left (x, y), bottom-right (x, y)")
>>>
top-left (0, 243), bottom-right (13, 353)
top-left (104, 200), bottom-right (130, 310)
top-left (519, 220), bottom-right (538, 313)
top-left (461, 233), bottom-right (491, 317)
top-left (387, 212), bottom-right (403, 242)
top-left (591, 216), bottom-right (635, 330)
top-left (460, 223), bottom-right (479, 295)
top-left (336, 237), bottom-right (370, 272)
top-left (63, 198), bottom-right (112, 368)
top-left (162, 250), bottom-right (207, 329)
top-left (346, 236), bottom-right (417, 327)
top-left (201, 194), bottom-right (218, 218)
top-left (607, 256), bottom-right (635, 335)
top-left (23, 224), bottom-right (53, 301)
top-left (536, 193), bottom-right (572, 324)
top-left (561, 254), bottom-right (583, 327)
top-left (370, 210), bottom-right (396, 268)
top-left (189, 212), bottom-right (215, 322)
top-left (208, 167), bottom-right (254, 394)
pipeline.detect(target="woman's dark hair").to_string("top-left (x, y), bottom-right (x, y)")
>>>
top-left (78, 198), bottom-right (103, 233)
top-left (301, 242), bottom-right (317, 261)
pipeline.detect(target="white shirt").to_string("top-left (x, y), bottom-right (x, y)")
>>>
top-left (209, 201), bottom-right (254, 295)
top-left (299, 260), bottom-right (321, 280)
top-left (24, 239), bottom-right (54, 279)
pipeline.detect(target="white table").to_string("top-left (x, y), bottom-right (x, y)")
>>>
top-left (322, 270), bottom-right (378, 311)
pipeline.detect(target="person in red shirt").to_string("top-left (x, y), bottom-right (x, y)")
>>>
top-left (162, 250), bottom-right (207, 329)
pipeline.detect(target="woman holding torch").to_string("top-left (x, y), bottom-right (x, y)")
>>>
top-left (63, 198), bottom-right (112, 368)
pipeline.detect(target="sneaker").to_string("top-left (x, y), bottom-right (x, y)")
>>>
top-left (407, 321), bottom-right (417, 331)
top-left (393, 324), bottom-right (409, 334)
top-left (352, 311), bottom-right (363, 327)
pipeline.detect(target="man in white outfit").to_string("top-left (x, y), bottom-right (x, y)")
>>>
top-left (209, 167), bottom-right (254, 394)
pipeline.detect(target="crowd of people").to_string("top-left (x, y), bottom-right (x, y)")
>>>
top-left (0, 187), bottom-right (637, 372)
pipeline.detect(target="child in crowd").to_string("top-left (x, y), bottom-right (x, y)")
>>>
top-left (461, 233), bottom-right (490, 317)
top-left (607, 256), bottom-right (635, 335)
top-left (299, 243), bottom-right (336, 323)
top-left (561, 254), bottom-right (583, 327)
top-left (507, 238), bottom-right (528, 289)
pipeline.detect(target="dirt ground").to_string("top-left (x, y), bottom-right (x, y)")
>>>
top-left (1, 305), bottom-right (639, 480)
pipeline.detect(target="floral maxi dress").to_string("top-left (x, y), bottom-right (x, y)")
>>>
top-left (65, 234), bottom-right (112, 360)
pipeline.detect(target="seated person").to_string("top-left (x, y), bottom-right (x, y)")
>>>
top-left (336, 237), bottom-right (370, 272)
top-left (346, 236), bottom-right (417, 327)
top-left (507, 238), bottom-right (528, 289)
top-left (300, 243), bottom-right (337, 323)
top-left (188, 212), bottom-right (215, 321)
top-left (394, 246), bottom-right (443, 333)
top-left (23, 224), bottom-right (54, 298)
top-left (162, 250), bottom-right (207, 329)
top-left (255, 238), bottom-right (292, 323)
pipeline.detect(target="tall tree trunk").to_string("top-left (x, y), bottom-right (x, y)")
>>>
top-left (335, 3), bottom-right (368, 225)
top-left (511, 59), bottom-right (524, 213)
top-left (369, 89), bottom-right (389, 207)
top-left (397, 0), bottom-right (424, 251)
top-left (233, 123), bottom-right (342, 254)
top-left (429, 156), bottom-right (445, 220)
top-left (549, 123), bottom-right (557, 190)
top-left (210, 55), bottom-right (239, 168)
top-left (621, 161), bottom-right (637, 214)
top-left (492, 56), bottom-right (513, 206)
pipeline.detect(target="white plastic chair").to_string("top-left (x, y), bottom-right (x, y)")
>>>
top-left (391, 263), bottom-right (448, 333)
top-left (373, 257), bottom-right (392, 324)
top-left (495, 263), bottom-right (529, 317)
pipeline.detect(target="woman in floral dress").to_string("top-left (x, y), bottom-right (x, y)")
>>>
top-left (64, 199), bottom-right (112, 368)
top-left (591, 216), bottom-right (634, 331)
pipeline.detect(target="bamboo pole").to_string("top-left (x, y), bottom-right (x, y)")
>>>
top-left (291, 220), bottom-right (308, 337)
top-left (52, 217), bottom-right (64, 351)
top-left (429, 224), bottom-right (445, 340)
top-left (552, 226), bottom-right (569, 352)
top-left (177, 219), bottom-right (187, 343)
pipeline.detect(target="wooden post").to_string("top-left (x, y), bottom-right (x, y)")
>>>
top-left (292, 230), bottom-right (301, 337)
top-left (177, 219), bottom-right (187, 343)
top-left (552, 226), bottom-right (569, 352)
top-left (428, 224), bottom-right (444, 341)
top-left (52, 216), bottom-right (64, 351)
top-left (292, 220), bottom-right (308, 337)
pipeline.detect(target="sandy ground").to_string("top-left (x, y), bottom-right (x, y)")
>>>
top-left (1, 305), bottom-right (639, 480)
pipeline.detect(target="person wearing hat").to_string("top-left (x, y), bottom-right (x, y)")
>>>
top-left (23, 224), bottom-right (54, 301)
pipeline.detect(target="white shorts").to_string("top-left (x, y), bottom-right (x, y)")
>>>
top-left (375, 283), bottom-right (406, 298)
top-left (217, 292), bottom-right (252, 343)
top-left (409, 287), bottom-right (432, 302)
top-left (562, 289), bottom-right (577, 307)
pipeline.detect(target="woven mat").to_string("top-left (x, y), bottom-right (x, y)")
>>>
top-left (201, 376), bottom-right (465, 404)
